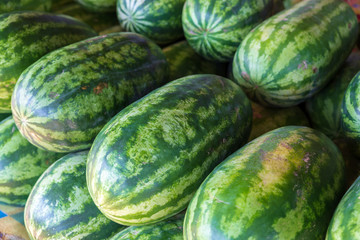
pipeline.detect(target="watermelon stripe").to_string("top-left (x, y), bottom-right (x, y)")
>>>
top-left (11, 32), bottom-right (169, 153)
top-left (87, 74), bottom-right (252, 226)
top-left (185, 126), bottom-right (345, 239)
top-left (0, 116), bottom-right (64, 206)
top-left (233, 0), bottom-right (358, 107)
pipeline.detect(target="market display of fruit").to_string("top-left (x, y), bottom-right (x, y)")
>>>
top-left (2, 0), bottom-right (360, 239)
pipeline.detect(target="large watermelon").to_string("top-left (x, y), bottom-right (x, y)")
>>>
top-left (306, 51), bottom-right (360, 139)
top-left (110, 213), bottom-right (184, 240)
top-left (163, 40), bottom-right (227, 80)
top-left (340, 70), bottom-right (360, 157)
top-left (117, 0), bottom-right (185, 45)
top-left (0, 0), bottom-right (52, 13)
top-left (0, 116), bottom-right (64, 206)
top-left (184, 126), bottom-right (345, 240)
top-left (0, 11), bottom-right (97, 113)
top-left (182, 0), bottom-right (273, 62)
top-left (233, 0), bottom-right (358, 107)
top-left (11, 32), bottom-right (169, 153)
top-left (87, 74), bottom-right (252, 226)
top-left (25, 151), bottom-right (126, 239)
top-left (326, 175), bottom-right (360, 239)
top-left (249, 102), bottom-right (309, 141)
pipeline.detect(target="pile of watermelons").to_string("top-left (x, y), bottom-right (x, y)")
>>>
top-left (1, 0), bottom-right (360, 239)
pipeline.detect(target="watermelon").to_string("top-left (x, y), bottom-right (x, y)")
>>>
top-left (326, 175), bottom-right (360, 240)
top-left (117, 0), bottom-right (185, 45)
top-left (54, 2), bottom-right (119, 33)
top-left (0, 11), bottom-right (97, 113)
top-left (249, 102), bottom-right (309, 141)
top-left (182, 0), bottom-right (273, 62)
top-left (0, 0), bottom-right (52, 13)
top-left (76, 0), bottom-right (116, 12)
top-left (0, 116), bottom-right (64, 206)
top-left (163, 40), bottom-right (228, 80)
top-left (110, 213), bottom-right (184, 240)
top-left (233, 0), bottom-right (358, 107)
top-left (87, 74), bottom-right (252, 226)
top-left (11, 32), bottom-right (169, 153)
top-left (25, 151), bottom-right (126, 239)
top-left (340, 70), bottom-right (360, 157)
top-left (306, 51), bottom-right (360, 139)
top-left (184, 126), bottom-right (345, 240)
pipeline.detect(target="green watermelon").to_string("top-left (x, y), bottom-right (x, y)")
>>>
top-left (0, 11), bottom-right (97, 113)
top-left (249, 102), bottom-right (309, 141)
top-left (340, 70), bottom-right (360, 157)
top-left (163, 40), bottom-right (228, 80)
top-left (11, 32), bottom-right (169, 153)
top-left (76, 0), bottom-right (116, 12)
top-left (25, 151), bottom-right (126, 239)
top-left (87, 74), bottom-right (252, 226)
top-left (184, 126), bottom-right (345, 240)
top-left (233, 0), bottom-right (358, 107)
top-left (326, 175), bottom-right (360, 239)
top-left (117, 0), bottom-right (185, 45)
top-left (182, 0), bottom-right (273, 62)
top-left (54, 2), bottom-right (119, 33)
top-left (306, 51), bottom-right (360, 139)
top-left (0, 0), bottom-right (52, 13)
top-left (0, 116), bottom-right (64, 206)
top-left (110, 213), bottom-right (184, 239)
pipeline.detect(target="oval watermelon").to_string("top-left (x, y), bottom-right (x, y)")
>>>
top-left (25, 151), bottom-right (126, 239)
top-left (11, 32), bottom-right (169, 153)
top-left (0, 11), bottom-right (97, 113)
top-left (87, 74), bottom-right (252, 226)
top-left (233, 0), bottom-right (358, 107)
top-left (184, 126), bottom-right (345, 240)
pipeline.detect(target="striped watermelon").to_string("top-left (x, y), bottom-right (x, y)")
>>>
top-left (182, 0), bottom-right (273, 62)
top-left (11, 32), bottom-right (169, 153)
top-left (233, 0), bottom-right (358, 107)
top-left (0, 116), bottom-right (64, 206)
top-left (163, 40), bottom-right (228, 80)
top-left (76, 0), bottom-right (116, 12)
top-left (340, 70), bottom-right (360, 157)
top-left (184, 126), bottom-right (345, 240)
top-left (117, 0), bottom-right (185, 45)
top-left (110, 213), bottom-right (184, 239)
top-left (306, 51), bottom-right (360, 139)
top-left (326, 175), bottom-right (360, 239)
top-left (25, 151), bottom-right (126, 239)
top-left (53, 2), bottom-right (119, 33)
top-left (87, 74), bottom-right (252, 226)
top-left (249, 102), bottom-right (309, 141)
top-left (0, 0), bottom-right (52, 13)
top-left (0, 11), bottom-right (97, 113)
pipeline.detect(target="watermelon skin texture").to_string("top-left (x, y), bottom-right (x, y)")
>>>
top-left (182, 0), bottom-right (273, 62)
top-left (233, 0), bottom-right (358, 107)
top-left (25, 151), bottom-right (126, 240)
top-left (53, 2), bottom-right (119, 33)
top-left (306, 52), bottom-right (360, 139)
top-left (87, 74), bottom-right (252, 226)
top-left (0, 11), bottom-right (97, 113)
top-left (184, 126), bottom-right (345, 240)
top-left (76, 0), bottom-right (116, 12)
top-left (0, 0), bottom-right (52, 13)
top-left (163, 40), bottom-right (228, 80)
top-left (0, 116), bottom-right (64, 206)
top-left (110, 213), bottom-right (184, 240)
top-left (249, 102), bottom-right (309, 141)
top-left (326, 176), bottom-right (360, 240)
top-left (117, 0), bottom-right (185, 45)
top-left (11, 32), bottom-right (169, 153)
